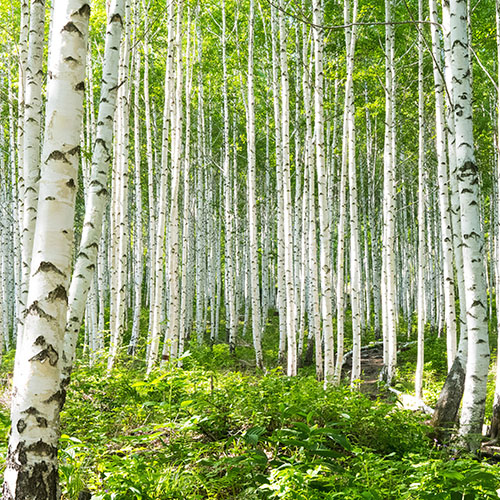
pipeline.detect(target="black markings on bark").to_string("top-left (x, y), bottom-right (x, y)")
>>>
top-left (44, 389), bottom-right (66, 410)
top-left (26, 301), bottom-right (56, 322)
top-left (34, 335), bottom-right (45, 346)
top-left (47, 284), bottom-right (68, 304)
top-left (64, 56), bottom-right (78, 63)
top-left (66, 178), bottom-right (76, 189)
top-left (27, 439), bottom-right (58, 458)
top-left (462, 160), bottom-right (478, 175)
top-left (36, 416), bottom-right (48, 427)
top-left (29, 344), bottom-right (59, 366)
top-left (23, 407), bottom-right (41, 416)
top-left (17, 419), bottom-right (27, 433)
top-left (45, 196), bottom-right (55, 201)
top-left (110, 13), bottom-right (123, 24)
top-left (35, 261), bottom-right (64, 275)
top-left (75, 81), bottom-right (85, 91)
top-left (68, 145), bottom-right (80, 156)
top-left (78, 3), bottom-right (91, 17)
top-left (62, 22), bottom-right (82, 35)
top-left (47, 150), bottom-right (70, 164)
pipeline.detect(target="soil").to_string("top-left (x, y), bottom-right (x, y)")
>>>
top-left (341, 343), bottom-right (384, 397)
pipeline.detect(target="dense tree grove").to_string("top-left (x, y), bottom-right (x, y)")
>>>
top-left (0, 0), bottom-right (500, 496)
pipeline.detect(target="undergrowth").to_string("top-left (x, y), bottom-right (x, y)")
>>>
top-left (1, 335), bottom-right (500, 498)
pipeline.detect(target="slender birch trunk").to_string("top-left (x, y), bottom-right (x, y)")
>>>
top-left (129, 8), bottom-right (143, 356)
top-left (313, 0), bottom-right (334, 383)
top-left (279, 0), bottom-right (297, 376)
top-left (62, 0), bottom-right (125, 378)
top-left (381, 0), bottom-right (397, 385)
top-left (163, 2), bottom-right (184, 362)
top-left (415, 0), bottom-right (425, 400)
top-left (14, 0), bottom-right (29, 342)
top-left (246, 0), bottom-right (263, 369)
top-left (19, 0), bottom-right (46, 341)
top-left (147, 0), bottom-right (175, 372)
top-left (347, 0), bottom-right (361, 385)
top-left (270, 6), bottom-right (287, 367)
top-left (490, 0), bottom-right (500, 443)
top-left (221, 0), bottom-right (237, 355)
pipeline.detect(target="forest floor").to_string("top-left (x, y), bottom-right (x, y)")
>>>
top-left (1, 333), bottom-right (500, 499)
top-left (341, 342), bottom-right (384, 396)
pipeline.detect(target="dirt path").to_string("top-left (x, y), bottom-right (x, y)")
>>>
top-left (341, 343), bottom-right (384, 397)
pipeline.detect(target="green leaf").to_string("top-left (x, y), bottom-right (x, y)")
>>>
top-left (243, 426), bottom-right (266, 445)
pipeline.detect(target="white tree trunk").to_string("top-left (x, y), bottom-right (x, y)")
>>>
top-left (147, 0), bottom-right (175, 372)
top-left (19, 0), bottom-right (46, 341)
top-left (247, 0), bottom-right (263, 369)
top-left (3, 0), bottom-right (89, 494)
top-left (381, 0), bottom-right (397, 385)
top-left (279, 0), bottom-right (297, 376)
top-left (415, 0), bottom-right (425, 399)
top-left (313, 0), bottom-right (334, 384)
top-left (163, 2), bottom-right (184, 362)
top-left (129, 11), bottom-right (143, 356)
top-left (63, 0), bottom-right (125, 377)
top-left (451, 0), bottom-right (490, 451)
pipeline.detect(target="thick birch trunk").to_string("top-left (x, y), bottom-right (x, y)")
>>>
top-left (451, 0), bottom-right (490, 451)
top-left (2, 1), bottom-right (89, 495)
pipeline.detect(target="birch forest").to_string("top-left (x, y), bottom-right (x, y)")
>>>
top-left (1, 0), bottom-right (500, 498)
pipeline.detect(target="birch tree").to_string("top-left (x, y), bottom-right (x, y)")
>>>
top-left (247, 0), bottom-right (264, 369)
top-left (2, 0), bottom-right (90, 494)
top-left (313, 0), bottom-right (334, 383)
top-left (63, 0), bottom-right (125, 376)
top-left (451, 0), bottom-right (490, 451)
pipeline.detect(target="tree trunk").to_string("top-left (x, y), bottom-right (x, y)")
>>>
top-left (2, 1), bottom-right (89, 495)
top-left (450, 0), bottom-right (490, 451)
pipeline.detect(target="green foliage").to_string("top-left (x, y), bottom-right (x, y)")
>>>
top-left (43, 344), bottom-right (499, 500)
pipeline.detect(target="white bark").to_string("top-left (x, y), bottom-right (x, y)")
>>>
top-left (381, 0), bottom-right (397, 384)
top-left (3, 0), bottom-right (89, 495)
top-left (247, 0), bottom-right (263, 369)
top-left (163, 2), bottom-right (184, 362)
top-left (415, 0), bottom-right (425, 399)
top-left (279, 0), bottom-right (297, 376)
top-left (221, 0), bottom-right (237, 355)
top-left (270, 5), bottom-right (287, 367)
top-left (313, 0), bottom-right (334, 384)
top-left (63, 0), bottom-right (125, 377)
top-left (451, 0), bottom-right (490, 450)
top-left (129, 11), bottom-right (143, 356)
top-left (147, 0), bottom-right (175, 372)
top-left (14, 0), bottom-right (29, 342)
top-left (20, 0), bottom-right (46, 341)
